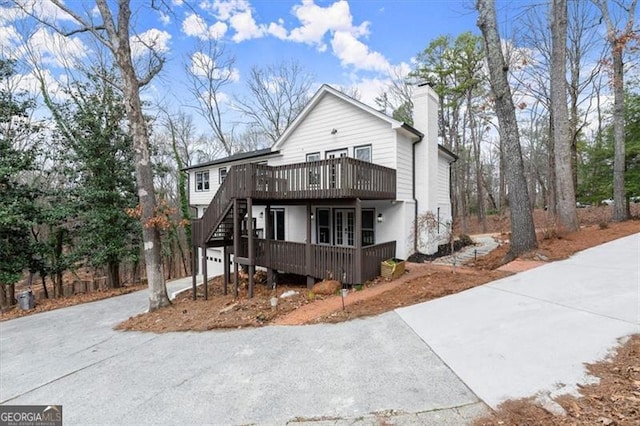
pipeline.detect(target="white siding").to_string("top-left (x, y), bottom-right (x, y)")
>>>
top-left (371, 200), bottom-right (415, 259)
top-left (270, 94), bottom-right (399, 170)
top-left (395, 134), bottom-right (413, 200)
top-left (437, 155), bottom-right (451, 207)
top-left (189, 166), bottom-right (216, 206)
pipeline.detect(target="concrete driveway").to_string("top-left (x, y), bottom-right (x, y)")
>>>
top-left (397, 232), bottom-right (640, 409)
top-left (0, 280), bottom-right (484, 425)
top-left (1, 233), bottom-right (638, 424)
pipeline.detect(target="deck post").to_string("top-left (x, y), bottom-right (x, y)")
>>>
top-left (355, 198), bottom-right (362, 285)
top-left (192, 243), bottom-right (197, 300)
top-left (233, 198), bottom-right (240, 298)
top-left (201, 244), bottom-right (208, 300)
top-left (306, 202), bottom-right (314, 288)
top-left (223, 245), bottom-right (229, 295)
top-left (265, 204), bottom-right (274, 284)
top-left (247, 197), bottom-right (255, 298)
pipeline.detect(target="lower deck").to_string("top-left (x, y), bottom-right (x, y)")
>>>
top-left (202, 239), bottom-right (395, 286)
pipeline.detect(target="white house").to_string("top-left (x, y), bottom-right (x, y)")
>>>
top-left (185, 83), bottom-right (456, 295)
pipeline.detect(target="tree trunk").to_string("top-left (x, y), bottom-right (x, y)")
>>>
top-left (54, 272), bottom-right (63, 298)
top-left (592, 0), bottom-right (636, 221)
top-left (41, 275), bottom-right (49, 299)
top-left (0, 285), bottom-right (7, 309)
top-left (547, 115), bottom-right (557, 219)
top-left (107, 3), bottom-right (170, 311)
top-left (477, 0), bottom-right (538, 257)
top-left (551, 0), bottom-right (579, 231)
top-left (107, 261), bottom-right (121, 288)
top-left (7, 284), bottom-right (15, 306)
top-left (610, 45), bottom-right (628, 221)
top-left (499, 140), bottom-right (506, 212)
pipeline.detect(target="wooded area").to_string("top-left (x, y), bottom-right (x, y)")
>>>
top-left (1, 0), bottom-right (638, 310)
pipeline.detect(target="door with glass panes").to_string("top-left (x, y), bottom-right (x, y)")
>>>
top-left (333, 209), bottom-right (354, 246)
top-left (326, 149), bottom-right (347, 189)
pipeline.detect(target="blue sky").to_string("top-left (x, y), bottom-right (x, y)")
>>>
top-left (148, 0), bottom-right (488, 106)
top-left (1, 0), bottom-right (549, 130)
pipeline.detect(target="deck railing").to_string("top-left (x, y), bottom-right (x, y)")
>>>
top-left (251, 157), bottom-right (396, 200)
top-left (246, 239), bottom-right (396, 284)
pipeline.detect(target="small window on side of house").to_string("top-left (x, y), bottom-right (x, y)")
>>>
top-left (219, 167), bottom-right (227, 184)
top-left (306, 152), bottom-right (321, 162)
top-left (195, 171), bottom-right (210, 192)
top-left (354, 145), bottom-right (372, 162)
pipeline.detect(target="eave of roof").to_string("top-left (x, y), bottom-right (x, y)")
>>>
top-left (438, 144), bottom-right (458, 161)
top-left (182, 148), bottom-right (278, 171)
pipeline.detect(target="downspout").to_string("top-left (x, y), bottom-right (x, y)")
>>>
top-left (412, 137), bottom-right (423, 254)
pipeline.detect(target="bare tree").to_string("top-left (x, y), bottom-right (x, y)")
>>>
top-left (551, 0), bottom-right (579, 231)
top-left (16, 0), bottom-right (171, 310)
top-left (376, 67), bottom-right (415, 124)
top-left (184, 39), bottom-right (237, 156)
top-left (476, 0), bottom-right (538, 258)
top-left (592, 0), bottom-right (638, 221)
top-left (234, 60), bottom-right (314, 145)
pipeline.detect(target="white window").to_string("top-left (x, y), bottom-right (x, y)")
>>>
top-left (317, 208), bottom-right (331, 244)
top-left (354, 145), bottom-right (372, 162)
top-left (219, 167), bottom-right (227, 184)
top-left (306, 152), bottom-right (321, 185)
top-left (362, 209), bottom-right (375, 246)
top-left (195, 171), bottom-right (209, 192)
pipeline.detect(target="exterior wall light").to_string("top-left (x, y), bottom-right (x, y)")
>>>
top-left (330, 128), bottom-right (338, 134)
top-left (377, 213), bottom-right (383, 223)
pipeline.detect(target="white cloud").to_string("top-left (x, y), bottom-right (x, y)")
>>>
top-left (183, 13), bottom-right (208, 38)
top-left (22, 27), bottom-right (89, 68)
top-left (0, 5), bottom-right (24, 23)
top-left (14, 0), bottom-right (75, 22)
top-left (330, 31), bottom-right (390, 72)
top-left (158, 11), bottom-right (171, 25)
top-left (182, 13), bottom-right (227, 40)
top-left (8, 68), bottom-right (68, 102)
top-left (288, 0), bottom-right (369, 50)
top-left (229, 9), bottom-right (265, 42)
top-left (190, 51), bottom-right (240, 82)
top-left (0, 24), bottom-right (22, 53)
top-left (267, 21), bottom-right (287, 40)
top-left (284, 0), bottom-right (392, 73)
top-left (198, 0), bottom-right (280, 43)
top-left (130, 28), bottom-right (171, 58)
top-left (209, 21), bottom-right (228, 39)
top-left (204, 0), bottom-right (250, 21)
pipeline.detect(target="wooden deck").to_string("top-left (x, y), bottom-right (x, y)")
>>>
top-left (245, 239), bottom-right (396, 284)
top-left (192, 157), bottom-right (398, 296)
top-left (195, 157), bottom-right (396, 246)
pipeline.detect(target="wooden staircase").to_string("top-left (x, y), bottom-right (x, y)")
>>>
top-left (193, 166), bottom-right (249, 247)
